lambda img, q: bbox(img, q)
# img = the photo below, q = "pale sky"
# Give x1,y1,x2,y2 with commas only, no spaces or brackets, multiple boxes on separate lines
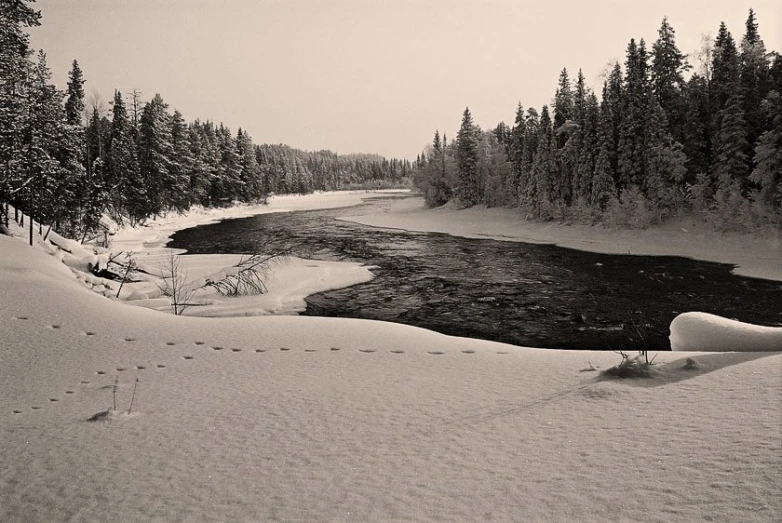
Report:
29,0,782,159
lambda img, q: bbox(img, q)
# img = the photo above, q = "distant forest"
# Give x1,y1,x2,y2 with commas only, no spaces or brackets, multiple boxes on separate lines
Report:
413,10,782,231
0,0,411,238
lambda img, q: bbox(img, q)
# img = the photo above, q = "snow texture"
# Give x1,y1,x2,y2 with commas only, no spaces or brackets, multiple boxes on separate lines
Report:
1,191,780,522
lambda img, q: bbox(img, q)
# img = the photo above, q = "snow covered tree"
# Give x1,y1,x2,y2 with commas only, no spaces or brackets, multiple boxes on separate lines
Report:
456,107,480,205
650,17,688,142
617,38,650,190
138,93,174,217
64,60,85,126
713,92,750,193
749,91,782,209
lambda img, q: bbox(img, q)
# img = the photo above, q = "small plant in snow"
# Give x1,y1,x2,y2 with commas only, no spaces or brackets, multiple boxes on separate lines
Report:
600,351,657,379
157,249,196,315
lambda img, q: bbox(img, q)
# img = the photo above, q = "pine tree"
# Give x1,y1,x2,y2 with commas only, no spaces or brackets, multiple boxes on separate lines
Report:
531,106,556,217
169,109,194,211
64,60,85,126
617,38,650,190
749,91,782,210
456,107,480,205
713,92,750,192
711,22,740,114
644,94,687,211
553,68,573,147
681,73,713,178
650,17,688,142
236,128,262,202
508,103,526,202
739,8,770,153
138,93,175,216
108,89,139,218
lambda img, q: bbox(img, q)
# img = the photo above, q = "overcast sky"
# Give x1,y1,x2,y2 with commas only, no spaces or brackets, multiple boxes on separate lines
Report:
29,0,781,159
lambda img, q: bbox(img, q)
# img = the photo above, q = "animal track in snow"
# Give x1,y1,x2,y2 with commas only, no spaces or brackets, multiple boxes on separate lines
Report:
65,391,74,394
428,351,445,355
211,346,223,351
136,365,146,370
48,324,61,329
305,349,317,352
359,349,376,353
116,367,126,372
330,347,340,351
165,342,176,346
183,355,194,360
280,348,290,352
13,410,21,414
96,371,106,375
83,331,96,336
156,364,166,369
124,337,136,342
13,316,28,320
80,380,90,384
31,406,41,410
390,350,405,354
49,398,58,402
255,349,266,353
194,341,205,346
231,348,241,352
462,350,475,354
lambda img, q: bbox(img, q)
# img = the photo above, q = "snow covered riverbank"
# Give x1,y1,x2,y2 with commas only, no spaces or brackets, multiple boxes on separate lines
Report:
343,196,782,281
1,191,780,522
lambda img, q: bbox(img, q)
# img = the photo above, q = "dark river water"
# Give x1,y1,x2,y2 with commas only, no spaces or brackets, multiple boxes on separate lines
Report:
168,195,782,350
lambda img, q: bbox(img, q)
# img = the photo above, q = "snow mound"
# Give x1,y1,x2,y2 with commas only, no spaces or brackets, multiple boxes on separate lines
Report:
670,312,782,352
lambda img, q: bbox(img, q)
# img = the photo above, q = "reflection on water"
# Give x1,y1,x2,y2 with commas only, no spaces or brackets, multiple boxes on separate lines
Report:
169,197,782,350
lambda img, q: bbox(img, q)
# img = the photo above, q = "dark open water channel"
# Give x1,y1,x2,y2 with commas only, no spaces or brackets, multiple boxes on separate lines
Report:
169,195,782,350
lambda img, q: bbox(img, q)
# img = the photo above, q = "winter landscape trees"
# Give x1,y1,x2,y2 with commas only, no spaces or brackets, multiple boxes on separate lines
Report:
413,10,782,230
0,0,410,242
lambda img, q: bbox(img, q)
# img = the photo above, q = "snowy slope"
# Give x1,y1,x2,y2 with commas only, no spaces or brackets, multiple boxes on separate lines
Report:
1,192,781,522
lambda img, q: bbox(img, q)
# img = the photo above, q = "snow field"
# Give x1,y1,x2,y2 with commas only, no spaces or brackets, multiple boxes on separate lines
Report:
1,191,780,522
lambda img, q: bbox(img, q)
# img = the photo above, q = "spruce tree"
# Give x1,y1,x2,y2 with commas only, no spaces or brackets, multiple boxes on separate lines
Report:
456,107,480,205
739,8,770,152
713,92,750,192
749,91,782,210
711,22,740,114
617,38,650,190
651,17,688,142
553,68,573,147
64,60,85,126
138,93,175,216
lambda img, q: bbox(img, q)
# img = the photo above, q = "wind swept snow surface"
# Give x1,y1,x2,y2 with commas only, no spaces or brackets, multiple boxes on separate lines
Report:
671,312,782,351
1,192,781,522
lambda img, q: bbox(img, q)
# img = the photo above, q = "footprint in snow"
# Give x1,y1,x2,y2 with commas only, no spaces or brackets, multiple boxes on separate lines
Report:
462,350,475,354
48,324,61,329
390,350,404,354
330,347,340,352
136,365,146,370
255,349,266,353
304,349,316,352
124,337,136,342
194,341,205,346
231,348,241,352
31,406,41,410
49,398,58,402
165,342,175,346
156,364,166,369
428,351,445,355
280,348,290,352
96,371,106,375
211,346,223,351
65,391,74,395
13,316,28,320
80,380,90,384
116,367,126,372
183,355,194,360
359,349,376,353
13,410,21,414
83,331,96,336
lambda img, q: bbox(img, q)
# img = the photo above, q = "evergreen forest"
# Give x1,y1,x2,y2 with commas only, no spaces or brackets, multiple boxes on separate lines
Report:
0,0,411,240
413,10,782,231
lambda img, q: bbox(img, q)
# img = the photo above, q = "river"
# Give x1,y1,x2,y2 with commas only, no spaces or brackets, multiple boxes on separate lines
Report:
168,194,782,350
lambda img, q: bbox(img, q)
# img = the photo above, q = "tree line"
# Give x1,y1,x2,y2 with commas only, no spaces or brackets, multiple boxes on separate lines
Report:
413,10,782,230
0,0,410,241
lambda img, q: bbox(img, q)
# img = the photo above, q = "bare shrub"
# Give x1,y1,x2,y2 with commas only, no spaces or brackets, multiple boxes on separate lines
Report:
205,230,297,297
157,249,196,315
600,351,657,379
